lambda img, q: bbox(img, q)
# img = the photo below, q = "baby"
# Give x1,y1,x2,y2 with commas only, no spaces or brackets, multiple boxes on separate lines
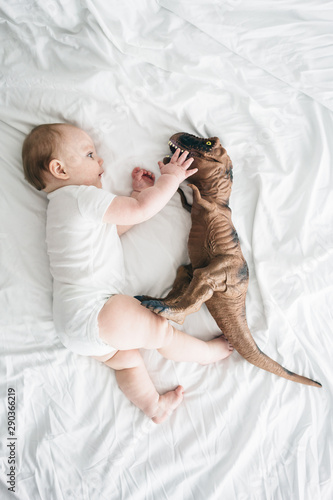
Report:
22,123,233,423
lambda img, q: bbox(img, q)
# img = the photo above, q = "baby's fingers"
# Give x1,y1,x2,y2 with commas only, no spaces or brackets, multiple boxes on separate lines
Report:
184,167,198,179
178,150,190,164
171,148,181,162
182,157,195,170
132,166,142,178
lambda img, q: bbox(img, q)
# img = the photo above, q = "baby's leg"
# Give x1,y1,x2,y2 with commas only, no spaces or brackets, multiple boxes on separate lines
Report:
101,349,184,424
98,295,233,365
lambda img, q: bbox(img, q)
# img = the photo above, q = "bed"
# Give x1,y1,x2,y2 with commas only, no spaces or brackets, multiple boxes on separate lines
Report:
1,1,332,499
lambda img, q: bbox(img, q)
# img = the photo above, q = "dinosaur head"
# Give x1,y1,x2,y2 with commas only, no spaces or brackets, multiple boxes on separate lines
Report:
164,132,232,192
167,132,224,161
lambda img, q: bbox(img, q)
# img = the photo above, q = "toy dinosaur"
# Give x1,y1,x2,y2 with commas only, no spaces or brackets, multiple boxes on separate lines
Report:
137,132,321,388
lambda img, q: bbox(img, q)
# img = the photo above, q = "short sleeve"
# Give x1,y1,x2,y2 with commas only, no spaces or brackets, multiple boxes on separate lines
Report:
76,186,116,223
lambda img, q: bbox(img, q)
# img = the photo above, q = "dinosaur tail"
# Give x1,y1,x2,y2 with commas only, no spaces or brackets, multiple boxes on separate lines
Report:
217,313,322,388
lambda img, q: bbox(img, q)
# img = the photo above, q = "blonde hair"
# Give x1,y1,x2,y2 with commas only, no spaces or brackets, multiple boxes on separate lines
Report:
22,123,66,191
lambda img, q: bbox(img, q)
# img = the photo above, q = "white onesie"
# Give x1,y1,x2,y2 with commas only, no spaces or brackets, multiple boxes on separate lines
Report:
46,185,125,356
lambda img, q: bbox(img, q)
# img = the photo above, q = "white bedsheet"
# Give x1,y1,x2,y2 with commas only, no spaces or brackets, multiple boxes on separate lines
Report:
1,1,332,499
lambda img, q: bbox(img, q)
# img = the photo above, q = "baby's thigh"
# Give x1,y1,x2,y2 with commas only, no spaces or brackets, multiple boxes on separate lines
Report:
98,294,172,350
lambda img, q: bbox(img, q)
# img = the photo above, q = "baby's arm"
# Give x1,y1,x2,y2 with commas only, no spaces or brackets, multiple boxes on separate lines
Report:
103,149,196,226
117,168,155,235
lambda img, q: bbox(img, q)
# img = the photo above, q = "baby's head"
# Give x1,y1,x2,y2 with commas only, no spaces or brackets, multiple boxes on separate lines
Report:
22,123,104,193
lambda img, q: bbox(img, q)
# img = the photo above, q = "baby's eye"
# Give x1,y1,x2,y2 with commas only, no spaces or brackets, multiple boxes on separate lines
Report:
87,152,94,158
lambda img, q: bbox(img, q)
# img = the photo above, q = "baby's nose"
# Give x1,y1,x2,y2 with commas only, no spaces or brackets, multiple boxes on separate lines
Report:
98,156,104,166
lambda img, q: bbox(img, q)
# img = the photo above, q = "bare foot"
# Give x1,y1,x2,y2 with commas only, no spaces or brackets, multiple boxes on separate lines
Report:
151,386,184,424
200,337,234,365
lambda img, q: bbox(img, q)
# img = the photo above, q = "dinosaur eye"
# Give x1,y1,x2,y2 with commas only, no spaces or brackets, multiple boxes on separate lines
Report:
206,141,212,145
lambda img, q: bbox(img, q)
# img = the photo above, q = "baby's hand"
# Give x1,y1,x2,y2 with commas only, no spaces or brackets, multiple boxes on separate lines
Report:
158,149,197,183
132,167,155,192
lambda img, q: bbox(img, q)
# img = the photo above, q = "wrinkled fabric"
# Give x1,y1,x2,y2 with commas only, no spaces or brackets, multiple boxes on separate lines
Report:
0,1,332,499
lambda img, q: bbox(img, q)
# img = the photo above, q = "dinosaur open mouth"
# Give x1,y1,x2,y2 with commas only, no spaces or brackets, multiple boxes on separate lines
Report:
168,133,215,158
168,139,186,154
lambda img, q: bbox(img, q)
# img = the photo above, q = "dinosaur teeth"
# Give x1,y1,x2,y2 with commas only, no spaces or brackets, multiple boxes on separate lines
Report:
168,140,190,155
169,141,178,149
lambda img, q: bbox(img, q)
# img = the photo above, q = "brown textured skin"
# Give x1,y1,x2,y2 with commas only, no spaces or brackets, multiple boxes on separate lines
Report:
138,132,321,388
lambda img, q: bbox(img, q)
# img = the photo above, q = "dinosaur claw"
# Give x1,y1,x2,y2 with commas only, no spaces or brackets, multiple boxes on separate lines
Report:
135,296,186,322
139,299,186,324
134,295,145,302
140,299,169,314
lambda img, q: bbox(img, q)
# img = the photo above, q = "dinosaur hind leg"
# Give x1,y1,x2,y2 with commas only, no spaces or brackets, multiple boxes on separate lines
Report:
135,264,193,305
141,258,227,324
163,264,193,303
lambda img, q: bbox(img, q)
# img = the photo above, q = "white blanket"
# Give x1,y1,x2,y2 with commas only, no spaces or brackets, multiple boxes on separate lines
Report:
1,1,332,499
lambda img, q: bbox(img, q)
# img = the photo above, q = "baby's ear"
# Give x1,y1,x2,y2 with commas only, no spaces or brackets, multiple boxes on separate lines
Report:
48,159,69,180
